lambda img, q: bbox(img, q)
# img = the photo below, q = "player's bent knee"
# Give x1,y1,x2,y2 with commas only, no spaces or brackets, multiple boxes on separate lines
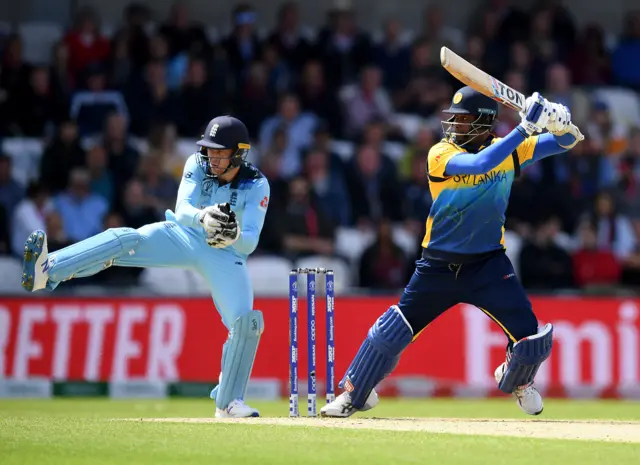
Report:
368,305,414,354
499,323,553,393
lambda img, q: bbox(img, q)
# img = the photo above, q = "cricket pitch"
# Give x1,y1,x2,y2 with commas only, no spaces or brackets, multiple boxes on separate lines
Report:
132,417,640,443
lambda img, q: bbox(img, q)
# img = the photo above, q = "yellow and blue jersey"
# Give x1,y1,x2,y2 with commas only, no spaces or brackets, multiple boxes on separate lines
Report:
422,135,539,261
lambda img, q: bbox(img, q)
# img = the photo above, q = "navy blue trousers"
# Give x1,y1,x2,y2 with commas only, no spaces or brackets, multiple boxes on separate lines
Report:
398,251,538,345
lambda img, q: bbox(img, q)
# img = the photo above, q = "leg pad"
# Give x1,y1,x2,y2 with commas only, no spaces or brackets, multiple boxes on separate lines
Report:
339,306,413,408
216,310,264,409
499,323,553,393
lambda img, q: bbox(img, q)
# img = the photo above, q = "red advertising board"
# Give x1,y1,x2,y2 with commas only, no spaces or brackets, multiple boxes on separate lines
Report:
1,297,639,398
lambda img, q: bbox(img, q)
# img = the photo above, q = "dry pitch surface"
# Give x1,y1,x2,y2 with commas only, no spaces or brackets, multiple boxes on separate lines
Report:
136,416,640,443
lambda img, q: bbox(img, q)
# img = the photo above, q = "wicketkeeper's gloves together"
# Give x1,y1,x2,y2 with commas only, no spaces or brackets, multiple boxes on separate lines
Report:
199,203,241,248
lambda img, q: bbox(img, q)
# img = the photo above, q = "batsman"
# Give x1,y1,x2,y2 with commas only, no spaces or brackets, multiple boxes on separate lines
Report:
322,86,584,417
21,116,269,418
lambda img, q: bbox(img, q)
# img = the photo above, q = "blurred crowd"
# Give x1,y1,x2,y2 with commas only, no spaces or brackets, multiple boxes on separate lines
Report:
1,0,640,292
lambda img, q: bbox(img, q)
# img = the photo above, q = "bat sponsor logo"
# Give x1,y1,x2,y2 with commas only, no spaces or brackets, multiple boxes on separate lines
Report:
490,78,524,109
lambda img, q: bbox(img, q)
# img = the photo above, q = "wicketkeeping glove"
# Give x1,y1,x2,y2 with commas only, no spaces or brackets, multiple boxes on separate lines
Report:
204,204,241,248
200,203,233,234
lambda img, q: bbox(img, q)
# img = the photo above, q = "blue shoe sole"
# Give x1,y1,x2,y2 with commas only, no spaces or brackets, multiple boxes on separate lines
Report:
21,230,46,292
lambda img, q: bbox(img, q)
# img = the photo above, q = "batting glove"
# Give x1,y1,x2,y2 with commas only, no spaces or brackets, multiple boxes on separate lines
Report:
517,92,552,136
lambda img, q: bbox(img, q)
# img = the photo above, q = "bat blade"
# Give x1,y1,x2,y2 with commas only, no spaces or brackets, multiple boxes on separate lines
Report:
440,46,525,112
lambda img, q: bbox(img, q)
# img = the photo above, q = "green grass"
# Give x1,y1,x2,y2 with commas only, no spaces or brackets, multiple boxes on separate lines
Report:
1,399,639,465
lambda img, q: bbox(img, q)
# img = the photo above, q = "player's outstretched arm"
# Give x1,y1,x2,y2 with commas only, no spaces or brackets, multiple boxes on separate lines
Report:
445,127,527,175
233,178,270,255
175,155,206,228
445,94,550,176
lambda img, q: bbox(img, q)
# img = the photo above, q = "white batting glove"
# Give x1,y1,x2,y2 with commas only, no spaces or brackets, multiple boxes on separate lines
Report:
518,92,551,136
546,103,572,135
199,203,233,234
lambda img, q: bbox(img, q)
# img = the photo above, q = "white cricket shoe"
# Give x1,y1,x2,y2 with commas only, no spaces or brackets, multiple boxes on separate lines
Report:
320,389,379,418
215,399,260,418
494,362,543,415
21,230,49,292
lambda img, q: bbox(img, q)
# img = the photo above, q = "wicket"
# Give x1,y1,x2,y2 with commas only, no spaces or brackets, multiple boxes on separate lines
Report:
289,267,335,417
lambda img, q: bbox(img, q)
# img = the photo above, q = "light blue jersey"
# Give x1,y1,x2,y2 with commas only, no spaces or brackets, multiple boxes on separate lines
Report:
169,154,270,260
22,117,270,414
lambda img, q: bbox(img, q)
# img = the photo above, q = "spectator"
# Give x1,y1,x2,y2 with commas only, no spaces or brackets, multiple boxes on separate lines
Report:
85,144,115,207
465,35,486,69
340,65,394,139
541,0,577,51
10,182,52,257
235,61,277,138
403,154,432,237
611,10,640,90
267,1,315,72
345,144,403,229
102,112,140,196
256,129,290,210
108,32,135,91
278,176,336,259
147,34,189,91
8,66,68,137
120,179,161,229
63,7,111,79
358,218,408,289
572,221,621,289
315,5,373,90
296,60,342,135
49,41,74,99
39,120,86,193
262,43,293,95
158,1,209,58
137,155,179,216
303,148,351,227
583,190,636,262
399,126,435,179
115,3,151,67
45,210,73,253
616,127,640,218
126,59,184,136
507,41,546,93
146,123,186,181
373,18,412,93
53,168,109,242
0,34,31,99
70,63,129,136
181,58,221,137
257,125,291,181
394,39,447,116
519,216,574,290
566,137,617,213
528,8,559,64
0,155,25,222
420,5,465,57
569,24,612,86
222,3,263,86
544,62,590,130
586,100,629,157
259,93,317,177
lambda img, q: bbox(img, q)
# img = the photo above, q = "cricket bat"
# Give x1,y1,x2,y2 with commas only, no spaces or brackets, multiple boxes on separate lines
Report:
440,46,584,140
440,46,525,112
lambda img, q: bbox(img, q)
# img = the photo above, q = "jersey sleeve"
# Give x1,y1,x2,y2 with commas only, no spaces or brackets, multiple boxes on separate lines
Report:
515,135,540,165
174,154,205,228
428,142,460,178
233,177,270,255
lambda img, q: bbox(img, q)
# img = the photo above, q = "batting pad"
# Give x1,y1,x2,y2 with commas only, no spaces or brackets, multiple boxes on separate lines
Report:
216,310,264,409
48,228,140,283
339,306,413,409
499,323,553,393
